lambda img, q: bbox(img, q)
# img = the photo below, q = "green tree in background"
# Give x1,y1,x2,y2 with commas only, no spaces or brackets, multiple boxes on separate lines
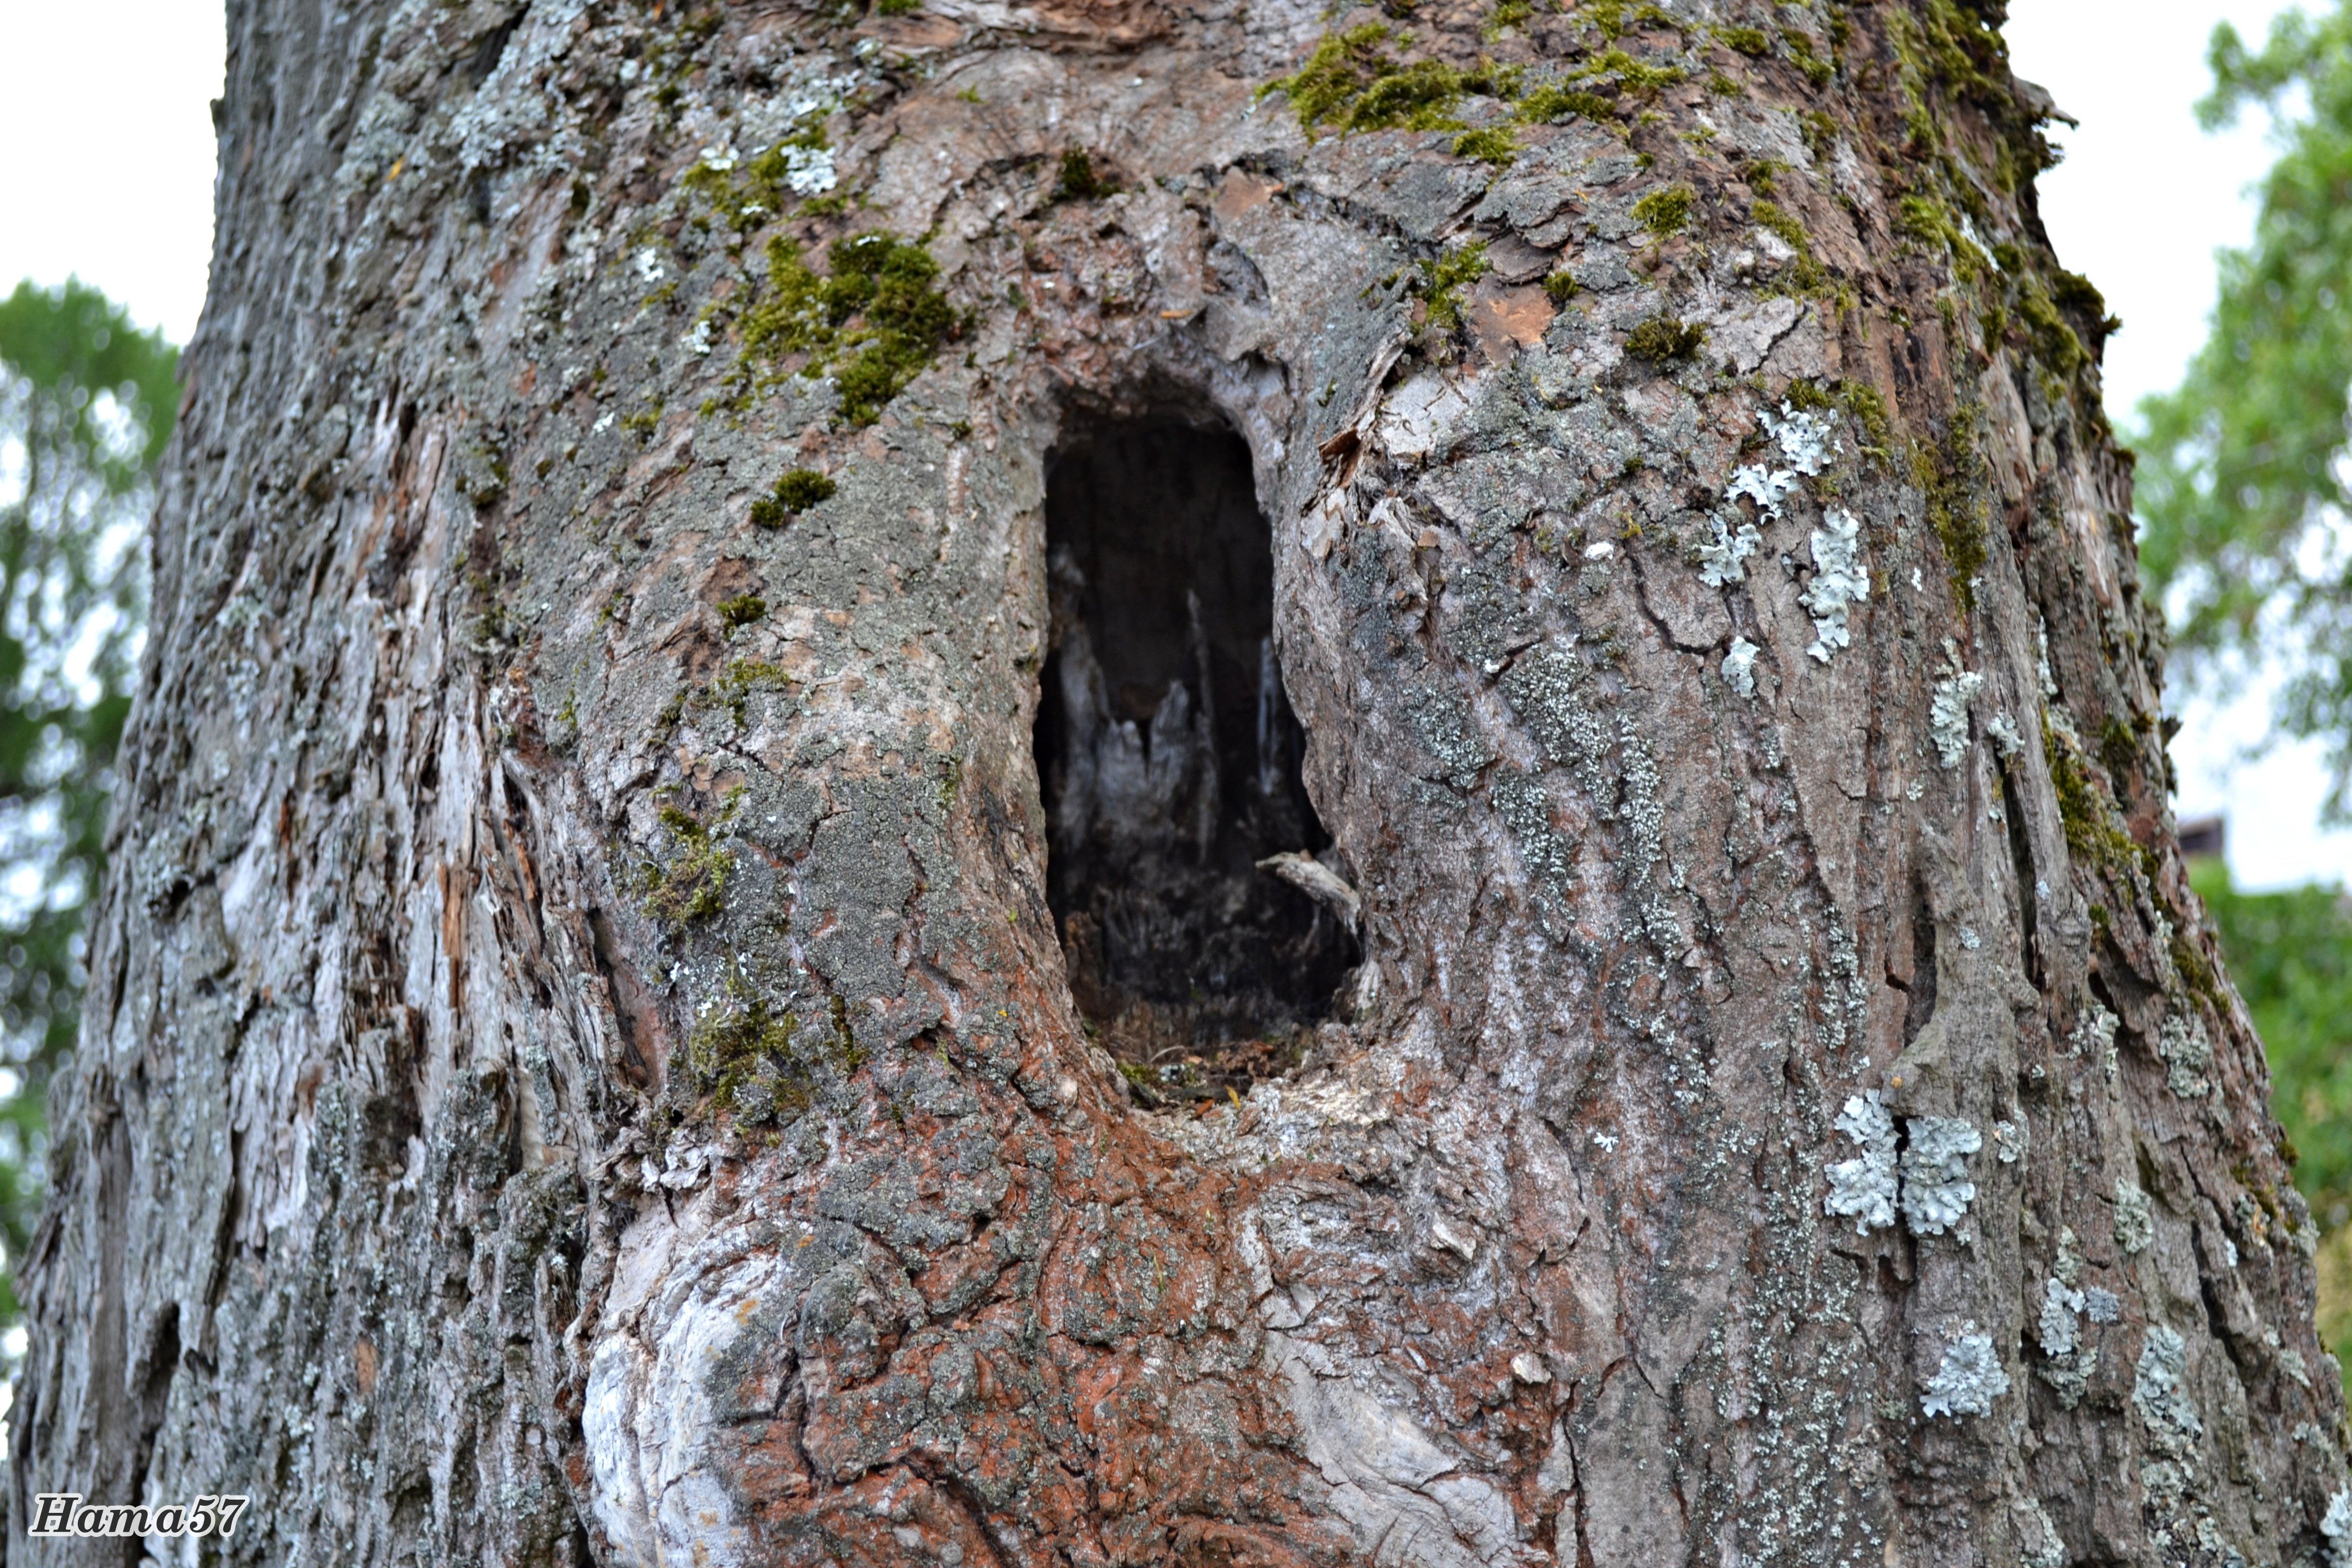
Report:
2190,861,2352,1363
2136,4,2352,805
2134,3,2352,1374
0,280,173,1324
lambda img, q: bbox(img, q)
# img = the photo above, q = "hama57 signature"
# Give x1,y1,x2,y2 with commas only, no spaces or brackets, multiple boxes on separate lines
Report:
28,1494,250,1539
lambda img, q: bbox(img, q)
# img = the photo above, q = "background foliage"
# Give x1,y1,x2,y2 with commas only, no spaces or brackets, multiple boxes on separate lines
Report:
0,279,172,1325
2132,1,2352,1373
2191,861,2352,1363
2136,5,2352,811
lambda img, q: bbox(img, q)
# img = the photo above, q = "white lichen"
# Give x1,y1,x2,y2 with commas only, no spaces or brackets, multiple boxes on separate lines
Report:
1723,638,1760,698
780,143,838,195
633,246,666,284
2321,1488,2352,1568
1697,514,1762,585
1921,1324,2011,1418
1988,712,2024,758
2037,619,2059,696
2020,1497,2067,1568
1901,1116,1982,1235
1726,463,1799,519
683,317,715,357
2115,1179,2154,1256
1930,647,1984,768
1824,1090,1898,1235
2039,1278,2087,1356
1801,507,1870,663
2082,1286,2121,1323
1994,1118,2026,1164
1760,400,1841,475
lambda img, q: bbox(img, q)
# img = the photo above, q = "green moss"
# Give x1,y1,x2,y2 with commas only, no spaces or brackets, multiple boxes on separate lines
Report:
681,130,832,236
1052,148,1119,202
1797,109,1839,164
2051,267,2120,333
641,796,740,927
733,233,957,426
1544,269,1579,303
1631,183,1695,236
1483,0,1533,39
1418,241,1490,330
1784,29,1833,88
750,467,836,528
1261,23,1394,129
1518,84,1618,124
1583,0,1678,39
1751,198,1809,254
1574,48,1685,95
717,593,768,632
1262,23,1520,137
684,989,813,1124
1915,411,1988,606
1626,311,1706,362
2044,717,2140,870
1705,70,1743,96
2098,716,2142,785
620,399,665,441
1713,24,1769,55
2016,274,2089,374
1840,381,1893,459
876,0,921,12
708,657,794,726
1452,125,1518,165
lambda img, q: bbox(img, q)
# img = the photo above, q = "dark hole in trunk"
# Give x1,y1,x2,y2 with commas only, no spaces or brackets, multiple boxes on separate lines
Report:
1036,416,1358,1105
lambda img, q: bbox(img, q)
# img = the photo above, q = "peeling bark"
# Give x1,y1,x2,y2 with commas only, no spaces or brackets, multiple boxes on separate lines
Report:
13,1,2349,1566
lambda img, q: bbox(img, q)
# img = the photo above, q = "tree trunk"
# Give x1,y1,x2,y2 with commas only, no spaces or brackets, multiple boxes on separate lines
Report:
13,1,2347,1564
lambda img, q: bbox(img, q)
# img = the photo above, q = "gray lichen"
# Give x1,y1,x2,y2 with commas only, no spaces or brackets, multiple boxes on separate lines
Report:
1993,1118,2026,1164
1824,1090,1898,1234
1921,1325,2010,1418
1987,711,2024,758
1726,462,1799,519
2158,1012,2214,1099
2116,1179,2154,1256
1723,636,1760,699
1697,514,1762,585
2039,1278,2086,1357
2083,1286,2121,1323
1760,400,1840,475
1801,507,1869,663
1929,650,1984,769
2321,1489,2352,1568
2133,1326,2203,1449
1900,1116,1981,1236
2020,1497,2067,1568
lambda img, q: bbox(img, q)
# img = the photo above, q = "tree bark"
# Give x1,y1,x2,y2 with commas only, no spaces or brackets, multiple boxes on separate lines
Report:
13,1,2347,1565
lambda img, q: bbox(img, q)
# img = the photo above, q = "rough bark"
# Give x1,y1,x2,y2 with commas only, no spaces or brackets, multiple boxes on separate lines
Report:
13,1,2348,1566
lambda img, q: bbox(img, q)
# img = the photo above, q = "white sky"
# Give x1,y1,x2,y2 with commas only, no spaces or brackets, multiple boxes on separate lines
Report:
0,2,223,343
2007,0,2339,889
0,0,2340,887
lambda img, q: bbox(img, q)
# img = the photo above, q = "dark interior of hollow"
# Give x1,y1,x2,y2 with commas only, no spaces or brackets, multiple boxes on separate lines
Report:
1036,418,1357,1103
